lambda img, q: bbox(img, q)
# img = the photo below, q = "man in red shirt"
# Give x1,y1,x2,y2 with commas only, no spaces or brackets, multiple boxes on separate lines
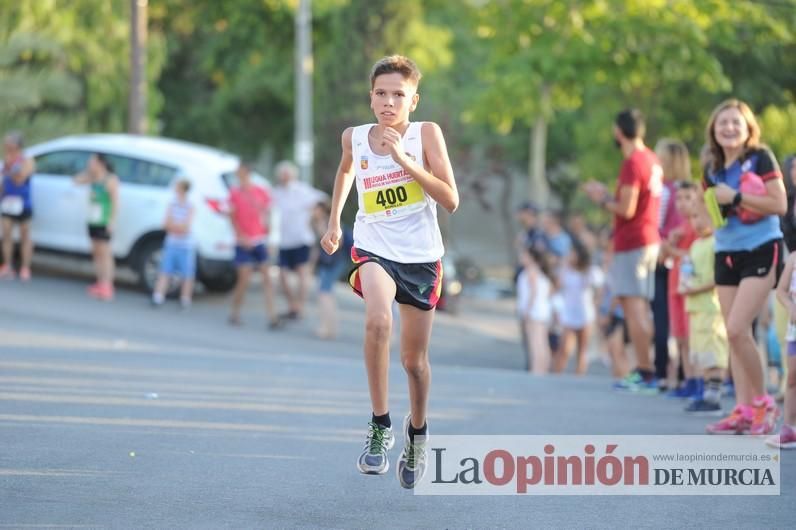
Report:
584,109,662,391
227,162,281,329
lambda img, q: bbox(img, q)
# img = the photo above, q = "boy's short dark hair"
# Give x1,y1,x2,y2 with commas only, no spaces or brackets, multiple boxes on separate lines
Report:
176,178,191,192
615,109,645,140
370,55,422,88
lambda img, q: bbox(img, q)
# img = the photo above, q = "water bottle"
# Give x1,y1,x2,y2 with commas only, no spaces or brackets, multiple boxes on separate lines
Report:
679,257,694,293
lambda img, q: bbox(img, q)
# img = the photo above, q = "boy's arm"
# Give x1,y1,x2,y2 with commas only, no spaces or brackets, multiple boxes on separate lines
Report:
321,128,356,255
683,282,716,296
383,122,459,213
183,204,195,234
162,207,173,232
682,245,715,296
228,204,246,246
172,204,194,235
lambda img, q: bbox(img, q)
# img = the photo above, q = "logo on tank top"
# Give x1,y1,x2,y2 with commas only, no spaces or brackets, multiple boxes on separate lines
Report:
360,156,368,170
406,152,416,161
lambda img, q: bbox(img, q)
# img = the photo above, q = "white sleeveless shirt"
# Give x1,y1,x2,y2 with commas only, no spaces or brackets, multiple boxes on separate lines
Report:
351,122,444,263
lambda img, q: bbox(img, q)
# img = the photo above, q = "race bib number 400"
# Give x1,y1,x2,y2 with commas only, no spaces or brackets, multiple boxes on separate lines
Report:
363,180,426,222
0,196,24,216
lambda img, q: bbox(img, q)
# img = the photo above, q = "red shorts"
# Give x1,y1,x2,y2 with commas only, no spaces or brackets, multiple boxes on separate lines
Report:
668,291,688,339
669,270,688,339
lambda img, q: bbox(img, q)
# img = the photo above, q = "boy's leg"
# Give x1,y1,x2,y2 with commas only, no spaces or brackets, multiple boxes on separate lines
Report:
398,303,434,429
259,262,279,326
180,278,194,306
356,262,397,475
359,262,397,416
229,264,252,324
397,302,434,489
152,273,169,304
278,249,300,317
179,247,195,305
294,262,310,316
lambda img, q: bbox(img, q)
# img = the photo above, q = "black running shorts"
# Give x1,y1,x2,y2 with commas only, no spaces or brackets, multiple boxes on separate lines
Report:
348,247,443,311
714,238,784,287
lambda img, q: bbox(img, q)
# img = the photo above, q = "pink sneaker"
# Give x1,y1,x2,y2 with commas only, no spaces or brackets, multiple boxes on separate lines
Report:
19,267,31,281
749,395,780,435
706,405,752,435
765,424,796,449
0,264,15,279
93,282,114,301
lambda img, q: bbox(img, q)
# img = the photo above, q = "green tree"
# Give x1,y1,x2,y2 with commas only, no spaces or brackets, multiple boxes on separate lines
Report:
152,0,295,160
0,32,83,141
442,0,793,212
0,0,165,139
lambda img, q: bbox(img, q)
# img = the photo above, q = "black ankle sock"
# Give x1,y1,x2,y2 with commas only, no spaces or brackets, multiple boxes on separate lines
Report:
372,412,391,429
409,421,427,442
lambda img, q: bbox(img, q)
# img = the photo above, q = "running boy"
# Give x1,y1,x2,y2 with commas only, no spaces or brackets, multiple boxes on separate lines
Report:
321,56,459,488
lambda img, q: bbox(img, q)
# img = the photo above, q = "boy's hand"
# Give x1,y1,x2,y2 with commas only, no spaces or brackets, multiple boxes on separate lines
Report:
382,127,408,165
321,225,342,255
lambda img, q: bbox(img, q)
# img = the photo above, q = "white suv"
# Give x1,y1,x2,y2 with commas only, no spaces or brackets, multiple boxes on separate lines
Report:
24,134,263,292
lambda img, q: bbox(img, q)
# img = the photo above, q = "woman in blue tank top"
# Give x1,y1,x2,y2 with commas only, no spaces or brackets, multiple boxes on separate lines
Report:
0,131,36,280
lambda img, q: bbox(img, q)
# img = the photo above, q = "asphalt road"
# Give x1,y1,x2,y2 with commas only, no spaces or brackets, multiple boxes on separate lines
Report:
0,264,793,529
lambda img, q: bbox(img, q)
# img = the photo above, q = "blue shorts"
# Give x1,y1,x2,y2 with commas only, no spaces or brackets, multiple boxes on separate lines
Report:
279,245,311,270
160,243,196,279
317,260,346,293
235,244,268,266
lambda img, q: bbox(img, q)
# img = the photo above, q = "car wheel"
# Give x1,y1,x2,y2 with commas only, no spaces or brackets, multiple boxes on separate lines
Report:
200,271,237,293
131,237,165,292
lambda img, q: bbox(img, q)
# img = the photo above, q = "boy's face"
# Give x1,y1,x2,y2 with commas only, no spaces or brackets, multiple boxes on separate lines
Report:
370,73,419,126
689,206,711,235
674,188,694,215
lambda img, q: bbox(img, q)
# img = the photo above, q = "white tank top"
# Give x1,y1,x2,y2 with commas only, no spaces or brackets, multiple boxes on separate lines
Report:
351,122,444,263
164,199,194,248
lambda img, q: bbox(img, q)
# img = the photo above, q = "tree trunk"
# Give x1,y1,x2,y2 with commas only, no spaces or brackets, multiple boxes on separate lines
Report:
528,85,550,204
128,0,147,134
294,0,314,184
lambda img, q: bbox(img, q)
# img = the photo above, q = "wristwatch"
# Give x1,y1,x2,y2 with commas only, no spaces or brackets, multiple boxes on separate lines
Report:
732,191,743,207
